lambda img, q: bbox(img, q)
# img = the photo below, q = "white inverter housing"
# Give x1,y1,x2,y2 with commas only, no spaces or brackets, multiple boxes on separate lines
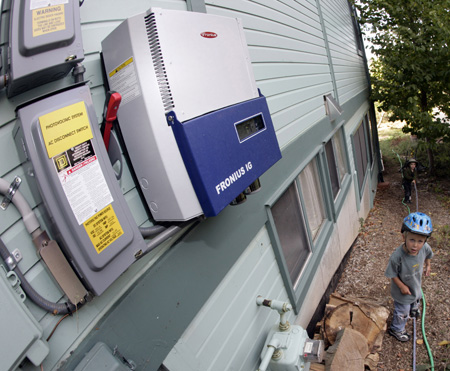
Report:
102,8,280,221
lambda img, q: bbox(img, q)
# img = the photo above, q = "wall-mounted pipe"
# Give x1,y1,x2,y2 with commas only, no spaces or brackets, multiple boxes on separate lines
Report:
256,296,292,331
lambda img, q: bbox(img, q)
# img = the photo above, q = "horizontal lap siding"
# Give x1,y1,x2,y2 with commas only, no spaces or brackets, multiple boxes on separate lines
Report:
164,226,292,371
319,0,367,104
162,1,339,370
207,0,333,148
0,1,187,370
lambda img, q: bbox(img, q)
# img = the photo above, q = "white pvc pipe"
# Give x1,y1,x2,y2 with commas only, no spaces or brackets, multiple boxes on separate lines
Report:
0,178,40,235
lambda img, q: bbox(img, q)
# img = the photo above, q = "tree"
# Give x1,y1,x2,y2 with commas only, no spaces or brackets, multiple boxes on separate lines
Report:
355,0,450,174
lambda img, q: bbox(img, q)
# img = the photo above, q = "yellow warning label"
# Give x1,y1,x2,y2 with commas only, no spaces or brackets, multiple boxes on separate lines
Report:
109,57,134,78
39,101,93,158
32,4,66,37
83,205,124,254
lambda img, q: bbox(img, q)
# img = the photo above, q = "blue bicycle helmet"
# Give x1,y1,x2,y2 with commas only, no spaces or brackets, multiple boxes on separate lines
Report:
401,212,433,236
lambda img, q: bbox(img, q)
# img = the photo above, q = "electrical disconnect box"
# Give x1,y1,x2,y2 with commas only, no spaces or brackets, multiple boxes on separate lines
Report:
102,8,281,221
7,0,84,97
14,84,147,296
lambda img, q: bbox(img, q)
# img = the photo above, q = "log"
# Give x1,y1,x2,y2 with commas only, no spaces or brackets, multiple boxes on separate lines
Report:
324,328,368,371
323,299,389,352
364,353,379,370
310,363,326,371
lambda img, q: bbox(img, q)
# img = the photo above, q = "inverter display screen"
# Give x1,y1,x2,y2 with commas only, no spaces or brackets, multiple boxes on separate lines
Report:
235,114,266,142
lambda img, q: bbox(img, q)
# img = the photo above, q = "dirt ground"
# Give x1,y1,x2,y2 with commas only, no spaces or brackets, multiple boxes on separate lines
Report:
334,152,450,370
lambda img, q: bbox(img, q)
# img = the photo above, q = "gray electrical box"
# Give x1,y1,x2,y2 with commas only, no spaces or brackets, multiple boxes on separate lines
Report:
74,342,130,371
0,268,49,370
7,0,84,97
14,84,147,296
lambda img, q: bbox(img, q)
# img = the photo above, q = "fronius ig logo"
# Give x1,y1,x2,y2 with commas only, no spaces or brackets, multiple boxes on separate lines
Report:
201,32,217,39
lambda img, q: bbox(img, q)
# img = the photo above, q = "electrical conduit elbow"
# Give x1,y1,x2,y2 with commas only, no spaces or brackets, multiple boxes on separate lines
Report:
0,178,40,235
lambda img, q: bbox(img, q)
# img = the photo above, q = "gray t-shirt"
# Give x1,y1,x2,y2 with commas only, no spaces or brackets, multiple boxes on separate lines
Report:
385,242,433,304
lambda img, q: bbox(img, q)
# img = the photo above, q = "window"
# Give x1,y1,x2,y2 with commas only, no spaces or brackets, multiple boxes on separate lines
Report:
354,120,369,191
298,159,326,240
364,114,373,164
325,130,349,199
270,157,327,289
271,183,310,288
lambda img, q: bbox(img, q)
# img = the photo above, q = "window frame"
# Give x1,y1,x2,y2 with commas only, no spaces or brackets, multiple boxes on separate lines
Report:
352,114,372,199
266,150,333,311
322,125,352,220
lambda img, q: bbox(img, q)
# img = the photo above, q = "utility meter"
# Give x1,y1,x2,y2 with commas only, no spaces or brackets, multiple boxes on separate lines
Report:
260,324,324,371
7,0,84,97
102,8,281,221
14,84,147,296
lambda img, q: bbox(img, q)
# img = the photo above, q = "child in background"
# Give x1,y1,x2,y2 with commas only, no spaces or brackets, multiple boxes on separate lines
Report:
385,212,433,342
402,158,418,203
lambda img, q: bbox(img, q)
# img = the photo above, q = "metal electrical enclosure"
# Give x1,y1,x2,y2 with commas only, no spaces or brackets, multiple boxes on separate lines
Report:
14,84,147,296
102,8,281,221
7,0,84,97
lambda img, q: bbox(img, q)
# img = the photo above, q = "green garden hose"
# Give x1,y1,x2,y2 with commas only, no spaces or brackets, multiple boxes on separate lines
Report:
421,288,435,370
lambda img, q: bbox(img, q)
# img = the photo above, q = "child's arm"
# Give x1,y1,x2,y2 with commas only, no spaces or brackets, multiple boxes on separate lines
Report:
392,277,411,295
424,258,431,276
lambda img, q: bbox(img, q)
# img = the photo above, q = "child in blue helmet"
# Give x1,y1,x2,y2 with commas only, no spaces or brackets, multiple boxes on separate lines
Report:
385,212,433,342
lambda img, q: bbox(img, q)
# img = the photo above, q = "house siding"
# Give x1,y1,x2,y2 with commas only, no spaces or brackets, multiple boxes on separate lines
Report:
0,0,378,370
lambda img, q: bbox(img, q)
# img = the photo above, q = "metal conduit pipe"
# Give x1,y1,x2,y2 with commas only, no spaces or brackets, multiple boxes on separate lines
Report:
0,178,40,236
137,220,197,258
139,224,167,238
0,236,76,314
0,177,77,314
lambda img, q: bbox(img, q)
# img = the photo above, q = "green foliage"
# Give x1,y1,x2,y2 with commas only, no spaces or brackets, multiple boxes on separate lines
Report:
354,0,450,173
378,126,450,177
433,224,450,249
378,128,418,168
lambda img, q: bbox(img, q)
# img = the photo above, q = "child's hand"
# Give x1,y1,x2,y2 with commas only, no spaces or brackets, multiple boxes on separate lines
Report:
400,285,412,295
424,265,431,277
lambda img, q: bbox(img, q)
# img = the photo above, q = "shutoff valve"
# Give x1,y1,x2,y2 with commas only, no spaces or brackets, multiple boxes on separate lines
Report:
256,296,324,371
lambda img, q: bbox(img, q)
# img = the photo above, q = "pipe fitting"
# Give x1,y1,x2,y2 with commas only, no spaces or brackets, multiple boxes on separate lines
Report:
256,296,292,331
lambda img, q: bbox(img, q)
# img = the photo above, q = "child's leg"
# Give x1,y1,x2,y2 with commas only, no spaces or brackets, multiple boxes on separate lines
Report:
391,301,410,332
404,181,412,201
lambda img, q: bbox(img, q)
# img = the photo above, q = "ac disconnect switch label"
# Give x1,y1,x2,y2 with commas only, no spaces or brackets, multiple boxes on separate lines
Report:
39,102,114,226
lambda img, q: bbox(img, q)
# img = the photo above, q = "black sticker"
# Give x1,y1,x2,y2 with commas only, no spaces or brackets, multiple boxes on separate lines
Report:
67,140,95,167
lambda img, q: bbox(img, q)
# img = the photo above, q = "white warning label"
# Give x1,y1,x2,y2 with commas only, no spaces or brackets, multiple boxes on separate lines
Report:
108,57,141,105
54,140,113,225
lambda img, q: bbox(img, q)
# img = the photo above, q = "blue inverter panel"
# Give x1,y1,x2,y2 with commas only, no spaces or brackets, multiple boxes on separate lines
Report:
168,94,281,217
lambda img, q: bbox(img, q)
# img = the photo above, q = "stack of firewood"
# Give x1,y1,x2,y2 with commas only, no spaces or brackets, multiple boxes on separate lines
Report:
310,293,389,371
